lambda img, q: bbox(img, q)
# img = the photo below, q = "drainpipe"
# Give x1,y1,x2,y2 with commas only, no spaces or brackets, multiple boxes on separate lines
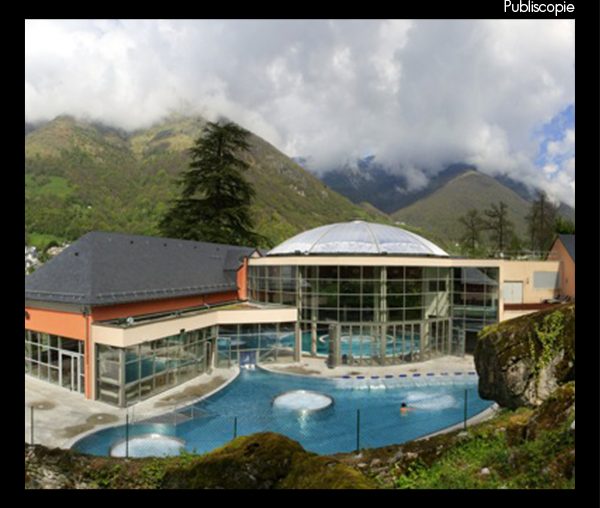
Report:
83,306,93,400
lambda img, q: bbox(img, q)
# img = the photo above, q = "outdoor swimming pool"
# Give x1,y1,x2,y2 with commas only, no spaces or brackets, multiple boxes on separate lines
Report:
73,368,492,457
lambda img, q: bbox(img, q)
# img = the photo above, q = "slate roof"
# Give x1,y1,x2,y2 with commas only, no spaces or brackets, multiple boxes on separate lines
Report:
558,234,575,262
25,232,255,306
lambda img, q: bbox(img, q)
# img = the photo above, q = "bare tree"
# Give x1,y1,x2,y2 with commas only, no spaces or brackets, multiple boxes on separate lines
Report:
484,201,514,255
526,190,558,252
458,209,486,253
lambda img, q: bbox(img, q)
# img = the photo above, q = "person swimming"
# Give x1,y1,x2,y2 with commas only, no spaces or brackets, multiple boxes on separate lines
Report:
400,402,413,414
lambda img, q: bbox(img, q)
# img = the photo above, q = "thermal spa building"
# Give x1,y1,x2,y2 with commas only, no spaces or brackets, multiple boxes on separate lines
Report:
25,222,569,407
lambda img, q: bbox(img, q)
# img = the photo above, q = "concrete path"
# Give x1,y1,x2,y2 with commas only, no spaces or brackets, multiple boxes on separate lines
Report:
261,354,477,378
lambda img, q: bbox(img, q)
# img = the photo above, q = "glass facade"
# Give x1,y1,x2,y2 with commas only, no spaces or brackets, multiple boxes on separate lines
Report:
216,322,296,368
248,264,480,364
451,267,499,353
25,331,85,393
248,264,499,363
96,322,296,407
96,327,216,407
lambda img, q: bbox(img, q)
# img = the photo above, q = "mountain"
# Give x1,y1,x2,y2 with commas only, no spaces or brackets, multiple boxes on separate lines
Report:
317,158,574,224
25,115,396,249
392,170,533,244
319,159,474,214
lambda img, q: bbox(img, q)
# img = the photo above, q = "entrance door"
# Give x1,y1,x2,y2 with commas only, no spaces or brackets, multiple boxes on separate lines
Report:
59,351,82,393
503,282,524,304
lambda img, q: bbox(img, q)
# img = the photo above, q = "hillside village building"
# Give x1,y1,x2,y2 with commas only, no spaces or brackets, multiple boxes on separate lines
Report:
25,222,572,407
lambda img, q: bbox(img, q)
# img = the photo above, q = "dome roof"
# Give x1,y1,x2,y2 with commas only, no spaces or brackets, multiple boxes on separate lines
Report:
267,221,448,257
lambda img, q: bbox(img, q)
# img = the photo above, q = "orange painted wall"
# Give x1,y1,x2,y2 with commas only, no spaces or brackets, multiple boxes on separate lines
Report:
548,239,575,298
90,291,239,321
25,307,87,340
237,258,248,301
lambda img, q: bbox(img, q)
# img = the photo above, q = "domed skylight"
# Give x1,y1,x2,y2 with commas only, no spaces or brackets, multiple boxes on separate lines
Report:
267,221,448,257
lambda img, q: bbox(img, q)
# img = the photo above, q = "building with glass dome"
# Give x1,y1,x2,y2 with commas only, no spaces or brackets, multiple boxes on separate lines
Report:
25,222,566,406
247,221,568,365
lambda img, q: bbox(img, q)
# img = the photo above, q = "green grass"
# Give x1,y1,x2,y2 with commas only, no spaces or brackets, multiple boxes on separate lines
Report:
27,232,67,252
391,421,574,489
25,174,74,199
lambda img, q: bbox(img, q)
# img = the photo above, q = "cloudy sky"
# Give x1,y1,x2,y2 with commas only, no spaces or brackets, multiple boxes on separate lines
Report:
25,19,575,206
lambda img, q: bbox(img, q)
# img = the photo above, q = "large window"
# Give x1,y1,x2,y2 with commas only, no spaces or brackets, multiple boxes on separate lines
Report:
452,267,499,354
97,327,215,407
25,331,84,393
96,321,296,407
215,322,296,368
249,264,454,363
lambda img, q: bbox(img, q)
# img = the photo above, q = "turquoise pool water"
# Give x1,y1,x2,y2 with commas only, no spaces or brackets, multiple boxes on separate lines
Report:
73,368,491,457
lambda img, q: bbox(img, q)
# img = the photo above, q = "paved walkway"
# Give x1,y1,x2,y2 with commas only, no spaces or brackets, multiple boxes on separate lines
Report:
261,354,477,378
25,366,239,449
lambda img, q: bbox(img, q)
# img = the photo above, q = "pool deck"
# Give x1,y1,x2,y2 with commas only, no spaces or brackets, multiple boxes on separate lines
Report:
25,366,240,449
25,354,484,451
261,354,478,379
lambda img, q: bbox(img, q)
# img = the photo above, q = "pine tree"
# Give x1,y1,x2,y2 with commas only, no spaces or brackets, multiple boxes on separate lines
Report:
159,120,264,246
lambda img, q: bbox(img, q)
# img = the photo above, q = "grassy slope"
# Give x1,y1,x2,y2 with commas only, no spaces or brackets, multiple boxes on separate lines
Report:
25,115,400,248
392,170,531,244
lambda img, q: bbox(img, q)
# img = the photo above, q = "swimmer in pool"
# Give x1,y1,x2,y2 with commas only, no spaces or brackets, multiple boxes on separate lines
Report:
400,402,413,414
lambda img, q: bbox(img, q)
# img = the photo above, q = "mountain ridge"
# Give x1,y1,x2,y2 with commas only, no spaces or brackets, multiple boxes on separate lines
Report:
25,115,403,250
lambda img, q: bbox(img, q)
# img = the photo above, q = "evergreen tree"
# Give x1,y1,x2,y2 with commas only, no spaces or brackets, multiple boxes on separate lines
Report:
458,209,486,254
483,201,514,256
159,120,263,246
526,190,559,252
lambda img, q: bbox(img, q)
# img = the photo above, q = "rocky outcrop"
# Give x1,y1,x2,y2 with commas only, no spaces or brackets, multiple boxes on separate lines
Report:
474,304,574,409
25,432,374,489
161,432,374,489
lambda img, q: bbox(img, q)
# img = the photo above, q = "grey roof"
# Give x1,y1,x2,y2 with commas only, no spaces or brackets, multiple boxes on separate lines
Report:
558,234,575,262
267,221,448,257
25,232,254,306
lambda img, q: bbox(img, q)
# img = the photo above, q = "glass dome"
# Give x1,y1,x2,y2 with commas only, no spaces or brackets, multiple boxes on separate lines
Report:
267,221,448,257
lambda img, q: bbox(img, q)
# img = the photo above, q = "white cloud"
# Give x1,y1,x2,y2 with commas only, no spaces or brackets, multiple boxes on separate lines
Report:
25,19,574,204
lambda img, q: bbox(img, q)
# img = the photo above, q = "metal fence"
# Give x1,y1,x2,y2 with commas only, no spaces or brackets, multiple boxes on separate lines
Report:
47,384,477,459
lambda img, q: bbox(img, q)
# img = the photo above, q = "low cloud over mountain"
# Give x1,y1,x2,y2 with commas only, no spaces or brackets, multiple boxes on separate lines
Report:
25,20,574,206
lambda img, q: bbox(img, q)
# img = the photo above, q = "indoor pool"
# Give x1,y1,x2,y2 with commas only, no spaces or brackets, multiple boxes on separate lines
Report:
301,332,420,358
73,368,492,457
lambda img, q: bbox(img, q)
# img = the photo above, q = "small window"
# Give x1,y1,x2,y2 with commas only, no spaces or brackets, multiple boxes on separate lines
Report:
533,271,559,289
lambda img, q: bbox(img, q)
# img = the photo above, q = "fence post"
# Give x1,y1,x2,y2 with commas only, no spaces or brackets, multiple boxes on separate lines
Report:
30,405,34,445
125,413,129,459
463,389,468,430
356,409,361,454
233,417,238,439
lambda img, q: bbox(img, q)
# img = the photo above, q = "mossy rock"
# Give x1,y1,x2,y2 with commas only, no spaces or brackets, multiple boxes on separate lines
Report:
160,432,375,489
505,411,531,446
474,304,575,409
526,382,575,440
280,454,374,489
